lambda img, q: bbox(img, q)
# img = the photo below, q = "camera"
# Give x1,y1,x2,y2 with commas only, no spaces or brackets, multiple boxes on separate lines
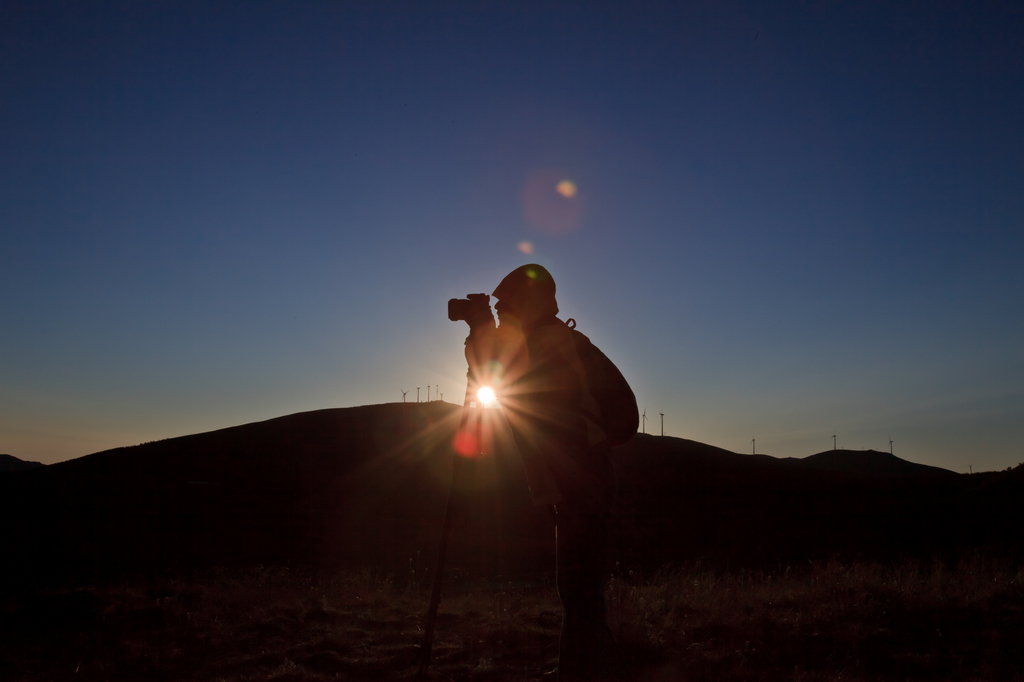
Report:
448,293,493,327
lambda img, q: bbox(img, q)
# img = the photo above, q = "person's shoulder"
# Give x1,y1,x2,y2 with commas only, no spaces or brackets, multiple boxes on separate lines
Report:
529,318,577,354
530,317,570,338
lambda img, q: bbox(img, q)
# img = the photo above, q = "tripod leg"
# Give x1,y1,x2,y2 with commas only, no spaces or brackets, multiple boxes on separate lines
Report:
418,380,478,677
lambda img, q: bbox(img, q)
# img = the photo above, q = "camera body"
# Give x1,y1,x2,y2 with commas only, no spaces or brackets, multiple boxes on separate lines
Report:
448,293,492,327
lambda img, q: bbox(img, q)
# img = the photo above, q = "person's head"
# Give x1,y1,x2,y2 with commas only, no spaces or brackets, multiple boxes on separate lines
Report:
492,264,558,331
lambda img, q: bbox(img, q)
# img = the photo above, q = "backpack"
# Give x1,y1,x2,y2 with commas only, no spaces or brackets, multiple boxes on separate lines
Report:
565,319,639,445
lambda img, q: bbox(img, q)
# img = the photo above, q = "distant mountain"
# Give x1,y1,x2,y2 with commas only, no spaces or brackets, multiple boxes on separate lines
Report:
0,454,45,473
0,404,1019,589
783,449,956,477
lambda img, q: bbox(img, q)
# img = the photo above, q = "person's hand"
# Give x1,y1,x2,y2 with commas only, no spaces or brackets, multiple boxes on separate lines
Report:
465,298,495,330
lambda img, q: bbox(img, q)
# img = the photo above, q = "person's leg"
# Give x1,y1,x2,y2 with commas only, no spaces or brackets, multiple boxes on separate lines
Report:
555,503,612,681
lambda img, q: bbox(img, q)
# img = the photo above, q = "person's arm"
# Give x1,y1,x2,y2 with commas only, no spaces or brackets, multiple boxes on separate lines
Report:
464,322,527,400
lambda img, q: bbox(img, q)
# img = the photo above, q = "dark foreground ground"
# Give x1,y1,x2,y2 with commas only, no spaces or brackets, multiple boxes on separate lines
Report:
3,554,1023,681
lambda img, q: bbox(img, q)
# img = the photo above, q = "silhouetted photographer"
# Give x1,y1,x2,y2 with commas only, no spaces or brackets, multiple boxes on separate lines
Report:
453,264,638,681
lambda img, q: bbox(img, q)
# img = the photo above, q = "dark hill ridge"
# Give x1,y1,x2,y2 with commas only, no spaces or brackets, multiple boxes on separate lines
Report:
0,454,45,473
0,403,1019,588
2,402,530,585
788,449,956,477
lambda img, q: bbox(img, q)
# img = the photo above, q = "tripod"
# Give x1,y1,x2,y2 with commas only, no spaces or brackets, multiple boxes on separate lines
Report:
417,374,484,677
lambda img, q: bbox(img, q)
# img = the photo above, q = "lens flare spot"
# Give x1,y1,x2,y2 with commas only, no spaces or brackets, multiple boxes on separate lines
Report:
477,386,496,405
522,169,583,234
517,240,535,255
453,430,479,457
556,179,577,198
485,359,506,377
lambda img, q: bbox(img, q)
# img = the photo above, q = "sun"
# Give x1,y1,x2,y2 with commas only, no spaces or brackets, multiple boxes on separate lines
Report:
477,386,496,406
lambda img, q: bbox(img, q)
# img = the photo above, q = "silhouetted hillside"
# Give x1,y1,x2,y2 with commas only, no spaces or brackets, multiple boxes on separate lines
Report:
609,434,995,571
0,454,44,473
1,404,1020,589
789,449,956,477
0,402,540,587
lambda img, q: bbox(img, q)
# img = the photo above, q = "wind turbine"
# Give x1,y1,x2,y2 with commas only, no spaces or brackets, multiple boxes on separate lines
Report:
427,385,431,401
752,438,755,455
417,386,420,403
889,439,893,455
833,433,837,451
402,390,407,403
642,409,647,435
660,413,664,437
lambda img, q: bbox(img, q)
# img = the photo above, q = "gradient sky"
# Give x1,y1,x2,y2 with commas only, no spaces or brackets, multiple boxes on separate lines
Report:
2,2,1021,472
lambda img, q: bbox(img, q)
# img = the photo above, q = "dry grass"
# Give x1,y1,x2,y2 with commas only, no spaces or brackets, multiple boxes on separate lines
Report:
2,555,1023,681
607,553,1024,681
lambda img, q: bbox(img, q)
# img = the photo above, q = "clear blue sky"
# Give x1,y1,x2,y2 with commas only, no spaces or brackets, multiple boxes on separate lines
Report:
2,1,1021,471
